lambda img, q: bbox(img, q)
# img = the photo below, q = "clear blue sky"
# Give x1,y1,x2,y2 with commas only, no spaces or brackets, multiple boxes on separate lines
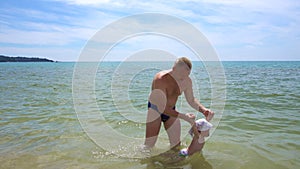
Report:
0,0,299,61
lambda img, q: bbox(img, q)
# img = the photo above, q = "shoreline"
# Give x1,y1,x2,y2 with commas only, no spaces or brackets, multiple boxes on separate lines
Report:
0,55,55,62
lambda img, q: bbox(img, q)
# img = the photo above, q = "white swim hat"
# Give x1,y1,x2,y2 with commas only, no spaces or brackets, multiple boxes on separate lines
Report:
189,118,213,137
196,118,213,131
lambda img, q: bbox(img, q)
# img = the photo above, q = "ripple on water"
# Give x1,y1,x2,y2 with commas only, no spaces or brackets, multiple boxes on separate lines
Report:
0,62,299,169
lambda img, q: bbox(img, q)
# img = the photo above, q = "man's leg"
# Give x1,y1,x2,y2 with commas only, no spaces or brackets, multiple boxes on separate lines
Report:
163,116,181,148
144,109,161,148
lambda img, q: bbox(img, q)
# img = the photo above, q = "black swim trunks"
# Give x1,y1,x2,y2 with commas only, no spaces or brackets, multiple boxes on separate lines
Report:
148,101,175,122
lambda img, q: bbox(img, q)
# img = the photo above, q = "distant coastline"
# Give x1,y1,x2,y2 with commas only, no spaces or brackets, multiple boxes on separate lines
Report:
0,55,55,62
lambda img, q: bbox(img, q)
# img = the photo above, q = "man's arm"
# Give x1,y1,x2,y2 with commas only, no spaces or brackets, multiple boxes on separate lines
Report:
184,78,214,121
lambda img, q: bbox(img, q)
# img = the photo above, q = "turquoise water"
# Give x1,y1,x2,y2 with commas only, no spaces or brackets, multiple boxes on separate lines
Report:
0,61,299,169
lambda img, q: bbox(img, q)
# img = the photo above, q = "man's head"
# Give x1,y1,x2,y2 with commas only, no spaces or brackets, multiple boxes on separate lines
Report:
172,57,192,79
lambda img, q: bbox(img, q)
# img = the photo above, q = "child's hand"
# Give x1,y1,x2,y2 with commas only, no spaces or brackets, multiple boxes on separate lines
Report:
203,109,214,121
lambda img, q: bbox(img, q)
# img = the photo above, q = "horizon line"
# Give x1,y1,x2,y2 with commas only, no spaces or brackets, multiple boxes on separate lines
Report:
54,60,300,62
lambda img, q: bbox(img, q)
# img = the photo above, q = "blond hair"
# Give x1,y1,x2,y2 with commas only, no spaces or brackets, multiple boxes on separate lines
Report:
174,57,192,70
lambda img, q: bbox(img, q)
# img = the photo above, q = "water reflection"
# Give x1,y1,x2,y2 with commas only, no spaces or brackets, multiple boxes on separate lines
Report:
140,149,212,169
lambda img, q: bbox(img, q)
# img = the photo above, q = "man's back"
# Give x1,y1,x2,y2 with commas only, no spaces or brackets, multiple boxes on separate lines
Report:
152,70,182,110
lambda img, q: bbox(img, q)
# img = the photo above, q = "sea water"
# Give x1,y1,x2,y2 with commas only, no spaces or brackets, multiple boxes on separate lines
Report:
0,61,299,169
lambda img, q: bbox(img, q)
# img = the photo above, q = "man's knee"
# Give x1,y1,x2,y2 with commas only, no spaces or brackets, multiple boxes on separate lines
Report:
144,136,158,148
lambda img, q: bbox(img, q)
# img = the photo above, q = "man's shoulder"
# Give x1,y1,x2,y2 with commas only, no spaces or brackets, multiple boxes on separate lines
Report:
186,76,192,83
155,70,169,80
153,71,170,87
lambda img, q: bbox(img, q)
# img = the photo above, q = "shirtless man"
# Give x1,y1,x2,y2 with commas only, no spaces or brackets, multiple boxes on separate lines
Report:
144,57,214,149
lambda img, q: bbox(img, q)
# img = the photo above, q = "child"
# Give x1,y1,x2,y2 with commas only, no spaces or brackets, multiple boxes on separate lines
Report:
179,118,213,156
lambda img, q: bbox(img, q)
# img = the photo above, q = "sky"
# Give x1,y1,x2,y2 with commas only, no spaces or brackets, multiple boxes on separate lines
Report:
0,0,300,61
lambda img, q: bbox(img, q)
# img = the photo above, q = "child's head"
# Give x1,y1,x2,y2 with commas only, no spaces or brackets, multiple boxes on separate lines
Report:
189,118,213,138
199,130,210,137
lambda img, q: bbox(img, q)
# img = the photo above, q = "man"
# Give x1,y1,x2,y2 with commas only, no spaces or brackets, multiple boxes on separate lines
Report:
144,57,214,149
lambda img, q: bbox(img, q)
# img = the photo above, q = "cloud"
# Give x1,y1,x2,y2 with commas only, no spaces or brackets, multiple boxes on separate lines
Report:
56,0,111,5
187,1,300,46
53,0,125,7
1,0,300,61
0,24,96,46
201,0,300,25
81,13,221,61
0,4,117,46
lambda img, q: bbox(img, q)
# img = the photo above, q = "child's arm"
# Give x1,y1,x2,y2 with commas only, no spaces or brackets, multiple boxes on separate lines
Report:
192,123,200,139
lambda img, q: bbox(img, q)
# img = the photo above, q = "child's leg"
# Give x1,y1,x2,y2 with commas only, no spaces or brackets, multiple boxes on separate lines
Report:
187,136,205,155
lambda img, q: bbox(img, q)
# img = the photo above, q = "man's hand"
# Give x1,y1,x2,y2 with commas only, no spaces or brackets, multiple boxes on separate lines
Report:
203,109,214,121
186,113,196,125
179,113,195,125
